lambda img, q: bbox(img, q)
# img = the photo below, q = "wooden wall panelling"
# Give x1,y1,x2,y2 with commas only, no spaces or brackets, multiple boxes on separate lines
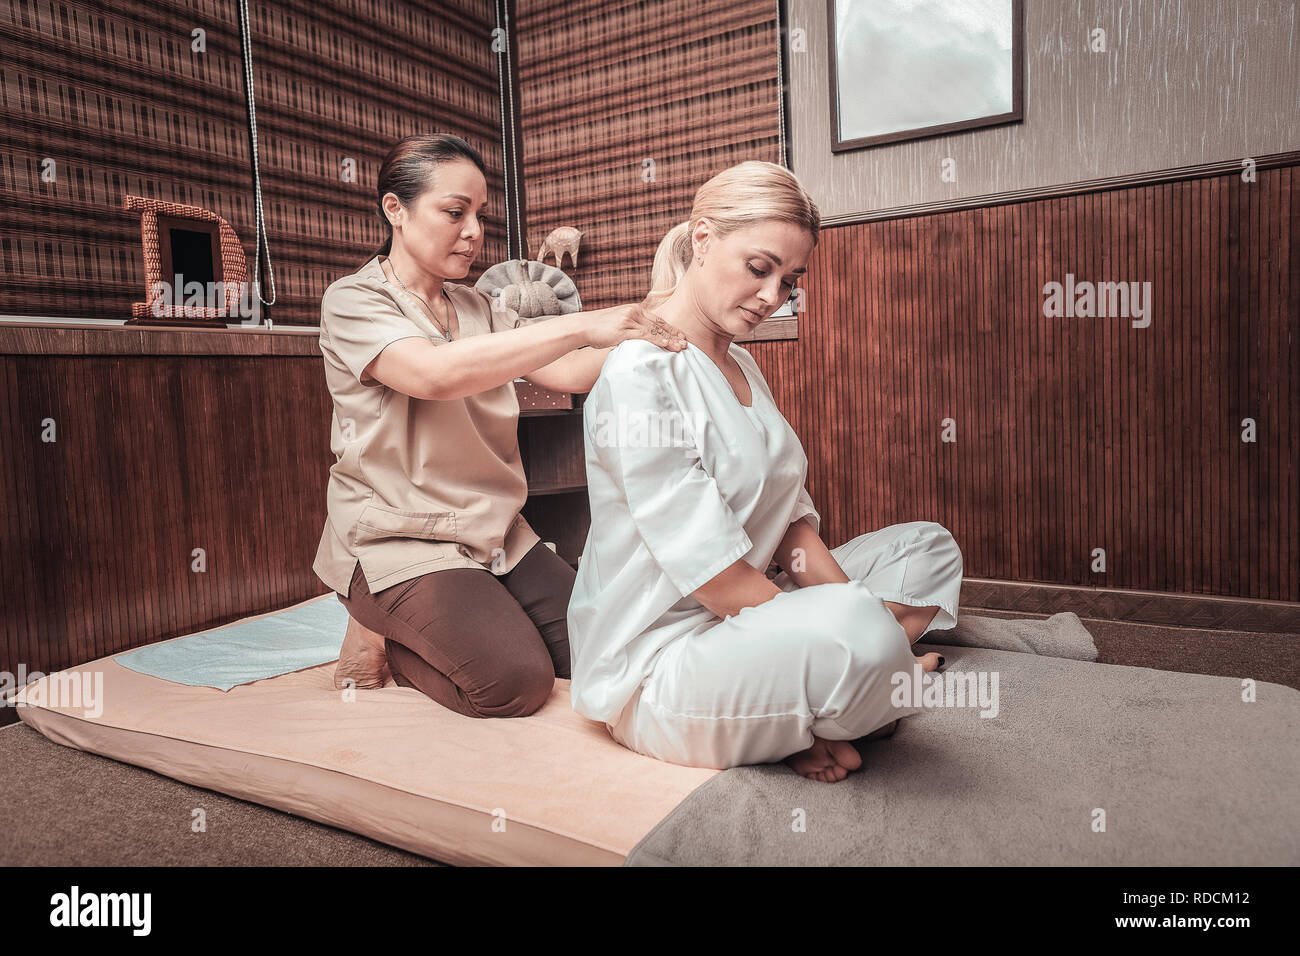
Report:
1287,164,1298,598
743,161,1298,608
0,343,334,709
521,491,590,568
518,411,586,493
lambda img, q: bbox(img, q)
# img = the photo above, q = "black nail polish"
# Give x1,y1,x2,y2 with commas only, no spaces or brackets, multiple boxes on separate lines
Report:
938,656,945,666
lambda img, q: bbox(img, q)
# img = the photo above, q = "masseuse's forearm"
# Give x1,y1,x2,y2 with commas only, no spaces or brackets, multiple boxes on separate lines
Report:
568,342,614,390
527,340,614,393
424,311,593,400
691,559,784,621
772,517,851,588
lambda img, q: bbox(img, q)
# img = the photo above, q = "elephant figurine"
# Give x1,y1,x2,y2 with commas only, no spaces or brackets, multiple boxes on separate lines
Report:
536,226,583,270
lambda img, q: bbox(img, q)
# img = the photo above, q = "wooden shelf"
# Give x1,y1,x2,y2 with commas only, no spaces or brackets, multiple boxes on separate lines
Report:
519,406,582,417
526,481,587,496
0,321,320,356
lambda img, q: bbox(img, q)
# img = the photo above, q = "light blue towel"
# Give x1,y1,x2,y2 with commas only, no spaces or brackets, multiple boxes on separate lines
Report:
115,595,350,691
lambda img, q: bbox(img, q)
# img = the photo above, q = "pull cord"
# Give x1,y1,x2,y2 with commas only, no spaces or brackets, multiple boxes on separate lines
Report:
237,0,277,326
493,0,523,261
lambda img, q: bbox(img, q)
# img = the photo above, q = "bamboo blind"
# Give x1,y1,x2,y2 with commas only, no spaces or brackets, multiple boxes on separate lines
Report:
0,0,511,325
513,0,785,309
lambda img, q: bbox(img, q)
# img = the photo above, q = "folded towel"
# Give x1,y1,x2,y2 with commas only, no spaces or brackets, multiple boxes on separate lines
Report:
115,595,349,691
917,611,1098,661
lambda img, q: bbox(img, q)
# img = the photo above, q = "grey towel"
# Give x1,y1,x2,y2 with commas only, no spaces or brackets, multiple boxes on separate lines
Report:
624,645,1300,866
917,611,1098,661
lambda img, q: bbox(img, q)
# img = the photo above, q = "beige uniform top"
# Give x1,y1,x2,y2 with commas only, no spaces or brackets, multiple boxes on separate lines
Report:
312,255,541,598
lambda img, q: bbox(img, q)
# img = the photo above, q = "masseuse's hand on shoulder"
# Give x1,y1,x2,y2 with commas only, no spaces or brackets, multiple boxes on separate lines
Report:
362,301,687,401
585,303,689,352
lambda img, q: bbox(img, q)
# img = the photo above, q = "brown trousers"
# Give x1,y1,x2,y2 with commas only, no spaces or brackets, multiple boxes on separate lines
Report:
339,540,574,718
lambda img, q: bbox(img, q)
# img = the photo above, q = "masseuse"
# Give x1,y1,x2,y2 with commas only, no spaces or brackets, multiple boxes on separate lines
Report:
313,133,686,717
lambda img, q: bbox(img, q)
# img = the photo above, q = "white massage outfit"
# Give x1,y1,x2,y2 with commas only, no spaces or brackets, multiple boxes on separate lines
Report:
567,339,963,770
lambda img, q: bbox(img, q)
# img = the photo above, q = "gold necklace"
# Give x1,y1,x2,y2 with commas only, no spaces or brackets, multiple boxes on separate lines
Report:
387,259,455,340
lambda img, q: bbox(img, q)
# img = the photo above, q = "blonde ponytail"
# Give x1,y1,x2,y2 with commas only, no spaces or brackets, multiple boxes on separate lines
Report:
640,161,820,310
641,221,694,308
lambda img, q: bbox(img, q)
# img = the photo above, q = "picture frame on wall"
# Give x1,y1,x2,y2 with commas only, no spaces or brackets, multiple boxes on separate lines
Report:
827,0,1024,152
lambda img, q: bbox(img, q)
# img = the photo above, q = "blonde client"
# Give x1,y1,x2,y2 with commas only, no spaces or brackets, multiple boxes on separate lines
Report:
567,161,964,783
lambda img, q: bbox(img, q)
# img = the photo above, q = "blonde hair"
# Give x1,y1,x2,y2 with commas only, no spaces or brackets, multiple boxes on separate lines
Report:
642,160,821,308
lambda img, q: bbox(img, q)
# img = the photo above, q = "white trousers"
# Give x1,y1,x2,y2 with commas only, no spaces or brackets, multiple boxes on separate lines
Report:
607,520,964,770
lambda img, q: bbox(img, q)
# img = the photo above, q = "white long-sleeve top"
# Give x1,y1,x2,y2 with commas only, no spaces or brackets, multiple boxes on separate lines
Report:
567,339,821,723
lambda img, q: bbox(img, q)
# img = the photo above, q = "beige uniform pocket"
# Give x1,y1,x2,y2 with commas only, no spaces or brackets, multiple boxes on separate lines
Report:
354,503,458,542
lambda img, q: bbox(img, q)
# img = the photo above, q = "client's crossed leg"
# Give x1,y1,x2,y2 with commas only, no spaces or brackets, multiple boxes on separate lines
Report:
783,600,942,784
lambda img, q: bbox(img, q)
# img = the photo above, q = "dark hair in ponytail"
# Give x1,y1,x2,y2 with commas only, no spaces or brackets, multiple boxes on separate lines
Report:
371,133,488,260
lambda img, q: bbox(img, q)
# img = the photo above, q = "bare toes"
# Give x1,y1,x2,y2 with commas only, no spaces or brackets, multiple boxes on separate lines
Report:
825,739,863,772
915,651,943,673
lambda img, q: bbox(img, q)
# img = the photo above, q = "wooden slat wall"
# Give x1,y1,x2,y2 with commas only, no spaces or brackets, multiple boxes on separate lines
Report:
0,0,509,325
0,340,330,724
514,0,784,310
0,329,599,728
745,162,1299,604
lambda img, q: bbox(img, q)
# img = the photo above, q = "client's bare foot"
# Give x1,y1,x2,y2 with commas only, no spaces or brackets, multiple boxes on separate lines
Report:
784,735,864,783
334,616,392,690
915,651,944,673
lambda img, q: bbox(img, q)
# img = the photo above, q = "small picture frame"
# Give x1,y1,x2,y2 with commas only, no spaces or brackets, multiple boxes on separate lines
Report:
123,196,259,326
